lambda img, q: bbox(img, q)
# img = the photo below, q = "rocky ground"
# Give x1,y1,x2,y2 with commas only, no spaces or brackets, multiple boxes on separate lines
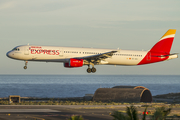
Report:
2,92,180,104
153,93,180,103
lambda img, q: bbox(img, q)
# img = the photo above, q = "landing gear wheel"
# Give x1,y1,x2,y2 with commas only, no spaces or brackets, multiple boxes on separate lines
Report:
24,61,28,70
24,66,27,69
91,67,96,73
87,68,91,73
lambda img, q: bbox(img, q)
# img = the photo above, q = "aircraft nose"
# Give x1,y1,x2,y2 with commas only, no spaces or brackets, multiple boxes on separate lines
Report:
6,51,13,58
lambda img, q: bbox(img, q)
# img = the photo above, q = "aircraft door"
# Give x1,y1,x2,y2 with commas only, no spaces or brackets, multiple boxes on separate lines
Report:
24,46,29,55
146,52,151,61
59,48,64,57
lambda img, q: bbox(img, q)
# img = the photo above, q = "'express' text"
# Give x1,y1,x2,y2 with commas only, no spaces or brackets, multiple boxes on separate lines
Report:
31,49,60,55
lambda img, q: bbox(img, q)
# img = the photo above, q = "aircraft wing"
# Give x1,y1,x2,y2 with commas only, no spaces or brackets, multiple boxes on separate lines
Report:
77,50,119,64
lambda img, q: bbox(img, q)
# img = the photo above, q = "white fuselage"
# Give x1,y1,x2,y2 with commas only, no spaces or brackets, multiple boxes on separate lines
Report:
7,45,148,66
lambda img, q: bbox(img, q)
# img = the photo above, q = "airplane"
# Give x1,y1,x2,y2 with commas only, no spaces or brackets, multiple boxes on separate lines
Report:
6,29,178,73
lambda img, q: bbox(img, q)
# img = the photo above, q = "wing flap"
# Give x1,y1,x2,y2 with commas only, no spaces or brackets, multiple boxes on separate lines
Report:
77,50,118,64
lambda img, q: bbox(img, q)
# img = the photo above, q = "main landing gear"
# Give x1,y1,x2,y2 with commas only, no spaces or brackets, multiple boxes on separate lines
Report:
24,61,28,69
87,65,96,73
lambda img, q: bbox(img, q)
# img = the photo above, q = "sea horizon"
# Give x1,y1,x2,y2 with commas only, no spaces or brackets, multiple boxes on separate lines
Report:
0,74,179,98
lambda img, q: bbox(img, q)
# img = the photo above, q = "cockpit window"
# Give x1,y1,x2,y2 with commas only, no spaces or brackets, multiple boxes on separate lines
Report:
12,47,20,51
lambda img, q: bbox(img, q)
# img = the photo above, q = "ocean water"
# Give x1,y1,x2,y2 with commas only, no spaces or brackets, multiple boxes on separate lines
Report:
0,75,179,98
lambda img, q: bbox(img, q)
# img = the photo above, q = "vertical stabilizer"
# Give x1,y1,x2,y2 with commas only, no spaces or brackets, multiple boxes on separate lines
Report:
138,29,176,65
150,29,176,54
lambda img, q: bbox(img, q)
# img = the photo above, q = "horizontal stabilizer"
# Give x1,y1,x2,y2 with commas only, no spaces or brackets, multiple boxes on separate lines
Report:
157,53,178,57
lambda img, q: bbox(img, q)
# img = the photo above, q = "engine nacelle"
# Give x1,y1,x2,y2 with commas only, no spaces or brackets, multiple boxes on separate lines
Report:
64,58,84,68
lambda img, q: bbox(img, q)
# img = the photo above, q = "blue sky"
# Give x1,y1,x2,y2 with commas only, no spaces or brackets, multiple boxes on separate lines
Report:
0,0,180,75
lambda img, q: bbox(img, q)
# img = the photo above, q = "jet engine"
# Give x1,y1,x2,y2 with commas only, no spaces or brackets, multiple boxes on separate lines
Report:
64,58,84,68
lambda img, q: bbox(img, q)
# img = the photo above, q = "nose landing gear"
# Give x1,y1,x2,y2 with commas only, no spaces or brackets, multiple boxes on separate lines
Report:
24,61,28,69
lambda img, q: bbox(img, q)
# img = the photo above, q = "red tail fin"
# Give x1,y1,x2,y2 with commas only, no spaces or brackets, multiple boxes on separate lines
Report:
138,29,176,65
150,29,176,54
